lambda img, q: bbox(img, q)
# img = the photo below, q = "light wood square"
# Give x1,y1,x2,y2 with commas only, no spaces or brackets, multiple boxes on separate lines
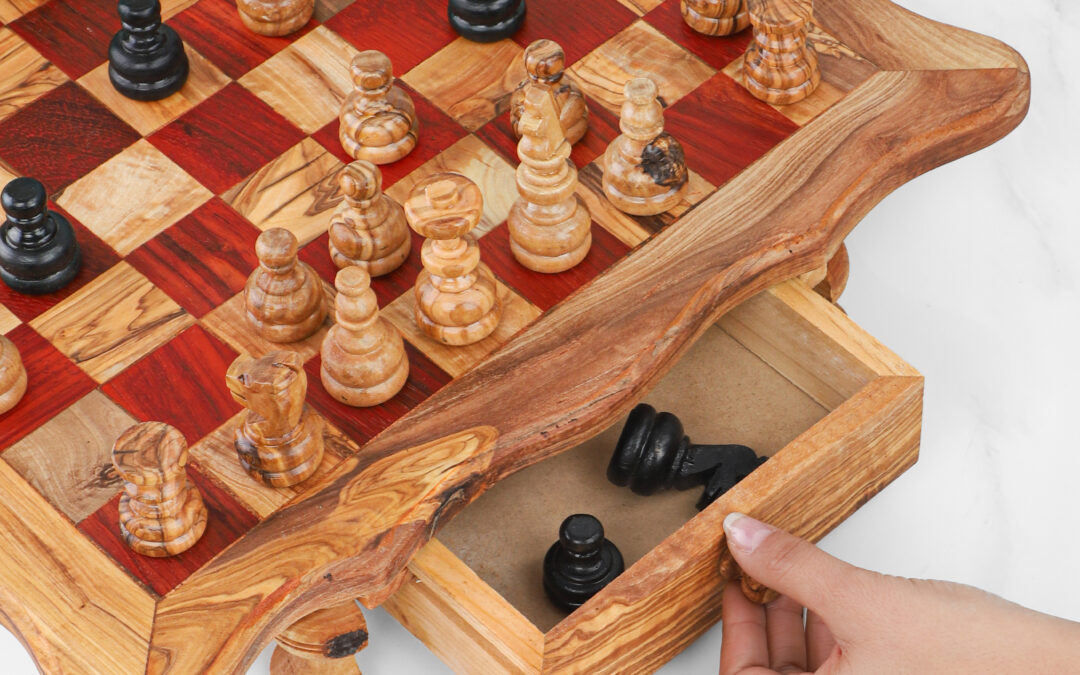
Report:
382,279,540,378
0,28,67,124
385,134,516,237
0,302,19,334
0,161,16,186
617,0,664,15
30,262,195,383
57,139,212,255
403,37,526,132
238,26,360,134
4,390,137,522
569,20,715,115
222,138,344,246
160,0,200,20
0,0,47,23
78,45,230,135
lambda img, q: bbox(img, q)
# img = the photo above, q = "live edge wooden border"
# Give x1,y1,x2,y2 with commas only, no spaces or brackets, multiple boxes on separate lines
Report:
0,0,1029,673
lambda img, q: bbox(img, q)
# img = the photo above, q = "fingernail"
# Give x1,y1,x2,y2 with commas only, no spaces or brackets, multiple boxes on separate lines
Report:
724,512,775,554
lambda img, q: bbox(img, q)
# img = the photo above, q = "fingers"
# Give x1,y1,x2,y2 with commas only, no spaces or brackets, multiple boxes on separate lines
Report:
805,610,837,670
720,582,769,675
765,595,807,673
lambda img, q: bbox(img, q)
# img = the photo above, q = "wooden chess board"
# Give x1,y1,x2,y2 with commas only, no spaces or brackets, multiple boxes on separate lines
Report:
0,0,1028,672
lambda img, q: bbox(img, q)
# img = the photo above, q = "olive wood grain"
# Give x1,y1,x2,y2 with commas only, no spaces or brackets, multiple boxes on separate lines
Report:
745,0,821,105
0,334,26,414
681,0,749,36
270,601,367,674
236,0,312,36
510,40,588,146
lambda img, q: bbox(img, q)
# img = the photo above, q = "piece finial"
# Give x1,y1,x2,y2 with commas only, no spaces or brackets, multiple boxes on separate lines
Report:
351,50,393,92
340,160,381,203
524,39,565,83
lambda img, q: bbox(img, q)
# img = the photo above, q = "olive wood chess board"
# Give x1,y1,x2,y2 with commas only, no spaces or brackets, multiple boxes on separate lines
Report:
0,0,1027,672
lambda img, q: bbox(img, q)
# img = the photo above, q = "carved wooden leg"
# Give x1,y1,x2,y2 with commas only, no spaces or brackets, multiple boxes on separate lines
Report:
800,242,850,304
270,602,368,675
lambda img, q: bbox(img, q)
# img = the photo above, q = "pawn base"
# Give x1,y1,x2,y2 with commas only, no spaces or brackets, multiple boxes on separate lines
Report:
108,60,188,102
321,353,409,408
0,367,26,415
681,1,749,36
448,0,526,43
107,28,190,102
0,247,81,295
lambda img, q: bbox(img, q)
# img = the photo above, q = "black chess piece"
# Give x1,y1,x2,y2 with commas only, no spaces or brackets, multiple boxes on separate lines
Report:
607,403,766,509
108,0,189,101
447,0,526,43
543,514,624,611
0,178,81,295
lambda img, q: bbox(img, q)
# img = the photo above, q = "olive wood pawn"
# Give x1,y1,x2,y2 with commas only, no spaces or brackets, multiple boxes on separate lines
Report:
405,174,501,346
328,161,410,276
508,87,591,273
245,228,327,343
510,39,588,145
237,0,312,36
681,0,749,36
744,0,820,105
601,78,688,216
270,602,368,675
0,335,27,415
321,266,409,407
113,422,207,557
226,351,324,488
339,51,418,165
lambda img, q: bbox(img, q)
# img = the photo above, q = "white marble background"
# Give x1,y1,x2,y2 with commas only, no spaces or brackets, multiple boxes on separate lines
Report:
3,0,1076,671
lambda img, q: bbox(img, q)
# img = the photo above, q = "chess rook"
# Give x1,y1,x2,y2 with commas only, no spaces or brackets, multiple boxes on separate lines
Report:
0,335,27,415
681,0,749,36
448,0,526,43
0,177,81,295
227,351,325,488
108,0,189,101
508,87,592,273
510,39,588,145
328,160,411,276
245,228,327,343
237,0,313,36
321,266,410,407
602,78,688,216
543,514,624,611
339,51,418,165
744,0,820,105
113,422,207,557
405,174,502,346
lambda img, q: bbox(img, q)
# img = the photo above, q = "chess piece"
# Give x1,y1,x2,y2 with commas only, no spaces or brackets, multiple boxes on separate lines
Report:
339,51,418,165
0,335,27,415
108,0,189,101
113,422,207,557
448,0,525,43
744,0,820,105
226,351,325,488
328,161,411,276
607,403,766,509
508,87,592,273
405,174,502,346
510,39,588,145
237,0,313,36
602,78,688,216
245,228,327,343
321,266,410,407
271,602,368,675
543,514,624,611
681,0,749,36
0,177,81,294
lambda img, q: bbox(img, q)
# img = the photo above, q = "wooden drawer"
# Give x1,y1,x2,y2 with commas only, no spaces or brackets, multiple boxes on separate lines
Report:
382,279,923,674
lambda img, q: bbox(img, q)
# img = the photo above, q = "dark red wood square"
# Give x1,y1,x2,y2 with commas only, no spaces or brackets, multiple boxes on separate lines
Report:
127,198,261,318
299,230,425,309
643,0,753,71
102,325,241,441
0,324,97,451
76,465,260,596
512,0,637,66
304,342,451,445
9,0,117,79
478,220,631,312
664,73,799,187
325,0,456,75
148,83,306,194
0,82,140,195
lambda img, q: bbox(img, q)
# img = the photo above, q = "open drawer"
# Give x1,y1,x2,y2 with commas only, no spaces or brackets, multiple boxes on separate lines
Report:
381,279,923,674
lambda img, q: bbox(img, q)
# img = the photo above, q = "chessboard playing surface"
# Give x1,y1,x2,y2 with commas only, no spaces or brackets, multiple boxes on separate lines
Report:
0,0,876,601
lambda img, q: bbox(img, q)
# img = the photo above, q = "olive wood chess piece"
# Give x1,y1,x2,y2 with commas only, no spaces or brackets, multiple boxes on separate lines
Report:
543,514,624,611
245,227,327,343
744,0,820,105
328,160,411,276
510,39,588,145
226,351,324,488
601,78,688,216
113,422,207,557
508,87,592,273
0,335,27,415
270,602,368,675
608,403,766,509
108,0,189,101
237,0,312,36
405,174,502,346
0,177,80,295
448,0,525,43
339,51,418,165
681,0,749,36
321,266,410,407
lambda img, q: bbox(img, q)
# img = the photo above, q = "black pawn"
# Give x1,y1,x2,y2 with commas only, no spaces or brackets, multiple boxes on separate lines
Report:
448,0,525,43
543,514,624,611
0,178,81,295
108,0,189,101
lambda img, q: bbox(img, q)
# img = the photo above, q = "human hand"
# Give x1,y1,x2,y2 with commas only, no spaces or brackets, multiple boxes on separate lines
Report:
719,513,1080,675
